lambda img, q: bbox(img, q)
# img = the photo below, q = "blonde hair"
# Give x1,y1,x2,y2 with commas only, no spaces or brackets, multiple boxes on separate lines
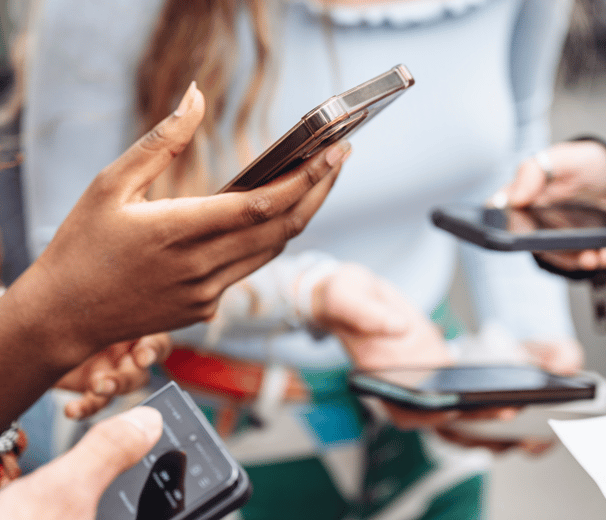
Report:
136,0,272,197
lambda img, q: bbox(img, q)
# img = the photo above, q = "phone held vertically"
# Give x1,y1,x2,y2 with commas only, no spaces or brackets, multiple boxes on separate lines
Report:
216,64,414,193
349,365,597,412
96,382,251,520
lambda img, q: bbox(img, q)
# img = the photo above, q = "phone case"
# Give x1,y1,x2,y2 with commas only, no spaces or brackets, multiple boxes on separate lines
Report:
431,203,606,251
217,64,414,193
96,382,252,520
178,386,252,520
349,366,597,411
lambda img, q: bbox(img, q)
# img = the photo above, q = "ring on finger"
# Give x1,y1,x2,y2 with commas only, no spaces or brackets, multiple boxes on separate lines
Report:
534,150,554,183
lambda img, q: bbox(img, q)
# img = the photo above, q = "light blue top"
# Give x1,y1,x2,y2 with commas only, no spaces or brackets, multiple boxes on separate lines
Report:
22,0,576,368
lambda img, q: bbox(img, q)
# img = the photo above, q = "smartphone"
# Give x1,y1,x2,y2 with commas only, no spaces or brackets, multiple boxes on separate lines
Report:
348,365,597,411
216,64,414,193
96,382,251,520
431,201,606,251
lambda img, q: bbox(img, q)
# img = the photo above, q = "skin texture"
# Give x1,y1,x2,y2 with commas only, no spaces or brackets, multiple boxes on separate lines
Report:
311,263,583,438
492,140,606,271
56,333,172,419
0,82,349,430
0,407,163,519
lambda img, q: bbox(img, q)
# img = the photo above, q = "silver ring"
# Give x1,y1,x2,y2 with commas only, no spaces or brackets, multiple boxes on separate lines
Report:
534,150,554,183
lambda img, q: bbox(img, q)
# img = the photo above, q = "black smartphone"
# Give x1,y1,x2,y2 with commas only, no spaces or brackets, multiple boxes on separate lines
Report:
431,201,606,251
216,64,414,193
348,365,597,411
96,382,251,520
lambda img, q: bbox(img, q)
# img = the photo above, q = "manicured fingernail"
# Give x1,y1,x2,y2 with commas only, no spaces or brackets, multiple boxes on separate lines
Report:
136,347,157,368
94,378,117,396
119,407,163,444
174,81,198,117
325,140,352,167
490,190,508,209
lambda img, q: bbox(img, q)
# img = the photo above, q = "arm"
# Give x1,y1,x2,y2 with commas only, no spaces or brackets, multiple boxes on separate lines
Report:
459,0,579,344
0,84,348,430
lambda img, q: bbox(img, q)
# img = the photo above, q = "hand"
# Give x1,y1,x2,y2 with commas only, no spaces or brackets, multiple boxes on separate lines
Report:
492,140,606,271
522,337,584,376
434,338,584,454
0,407,162,519
311,263,516,430
0,81,349,428
55,333,172,419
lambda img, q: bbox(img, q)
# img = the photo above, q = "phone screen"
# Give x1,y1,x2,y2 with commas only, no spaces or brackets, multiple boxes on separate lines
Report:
480,203,606,235
96,384,238,520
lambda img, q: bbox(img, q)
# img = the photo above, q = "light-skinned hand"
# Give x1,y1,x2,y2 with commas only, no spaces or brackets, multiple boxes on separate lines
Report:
491,140,606,271
311,263,518,430
0,406,162,519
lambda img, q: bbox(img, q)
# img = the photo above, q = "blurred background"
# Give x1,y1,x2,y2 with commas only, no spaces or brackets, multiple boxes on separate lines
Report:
2,0,606,517
451,1,606,515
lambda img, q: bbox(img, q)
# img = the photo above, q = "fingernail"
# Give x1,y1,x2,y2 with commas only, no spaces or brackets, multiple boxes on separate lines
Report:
325,140,352,167
136,347,157,368
120,407,163,444
94,378,117,396
65,403,82,420
174,81,198,117
490,190,508,209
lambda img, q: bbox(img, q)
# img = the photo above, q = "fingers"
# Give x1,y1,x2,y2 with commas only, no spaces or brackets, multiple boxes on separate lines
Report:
164,140,350,239
97,81,205,200
42,407,162,503
131,333,173,368
64,392,111,420
63,335,170,420
524,339,584,376
435,426,555,455
491,159,545,209
384,402,461,430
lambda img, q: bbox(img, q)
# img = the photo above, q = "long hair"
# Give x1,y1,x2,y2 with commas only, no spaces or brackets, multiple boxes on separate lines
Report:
136,0,272,197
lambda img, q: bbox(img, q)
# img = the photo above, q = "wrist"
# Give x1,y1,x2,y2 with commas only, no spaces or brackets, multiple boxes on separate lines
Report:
0,263,93,373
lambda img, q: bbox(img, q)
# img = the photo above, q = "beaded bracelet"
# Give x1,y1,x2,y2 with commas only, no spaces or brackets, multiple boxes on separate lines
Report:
0,422,20,455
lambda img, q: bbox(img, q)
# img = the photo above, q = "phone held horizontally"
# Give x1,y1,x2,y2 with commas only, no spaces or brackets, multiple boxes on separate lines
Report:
431,201,606,252
217,64,414,193
349,365,597,412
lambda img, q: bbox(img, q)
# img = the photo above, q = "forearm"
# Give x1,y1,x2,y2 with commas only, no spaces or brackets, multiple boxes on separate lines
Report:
0,269,86,430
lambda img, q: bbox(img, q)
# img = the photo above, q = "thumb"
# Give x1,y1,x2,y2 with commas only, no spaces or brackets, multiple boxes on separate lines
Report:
98,81,205,200
56,407,162,500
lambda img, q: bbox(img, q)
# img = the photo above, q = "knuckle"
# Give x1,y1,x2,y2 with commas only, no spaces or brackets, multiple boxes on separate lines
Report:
245,195,275,224
282,215,306,240
88,168,117,200
194,301,220,322
139,124,187,157
195,279,224,307
299,158,325,187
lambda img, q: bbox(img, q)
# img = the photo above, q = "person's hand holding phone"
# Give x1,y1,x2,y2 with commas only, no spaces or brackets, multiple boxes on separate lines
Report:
0,407,162,519
0,81,350,430
310,263,517,430
491,139,606,271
